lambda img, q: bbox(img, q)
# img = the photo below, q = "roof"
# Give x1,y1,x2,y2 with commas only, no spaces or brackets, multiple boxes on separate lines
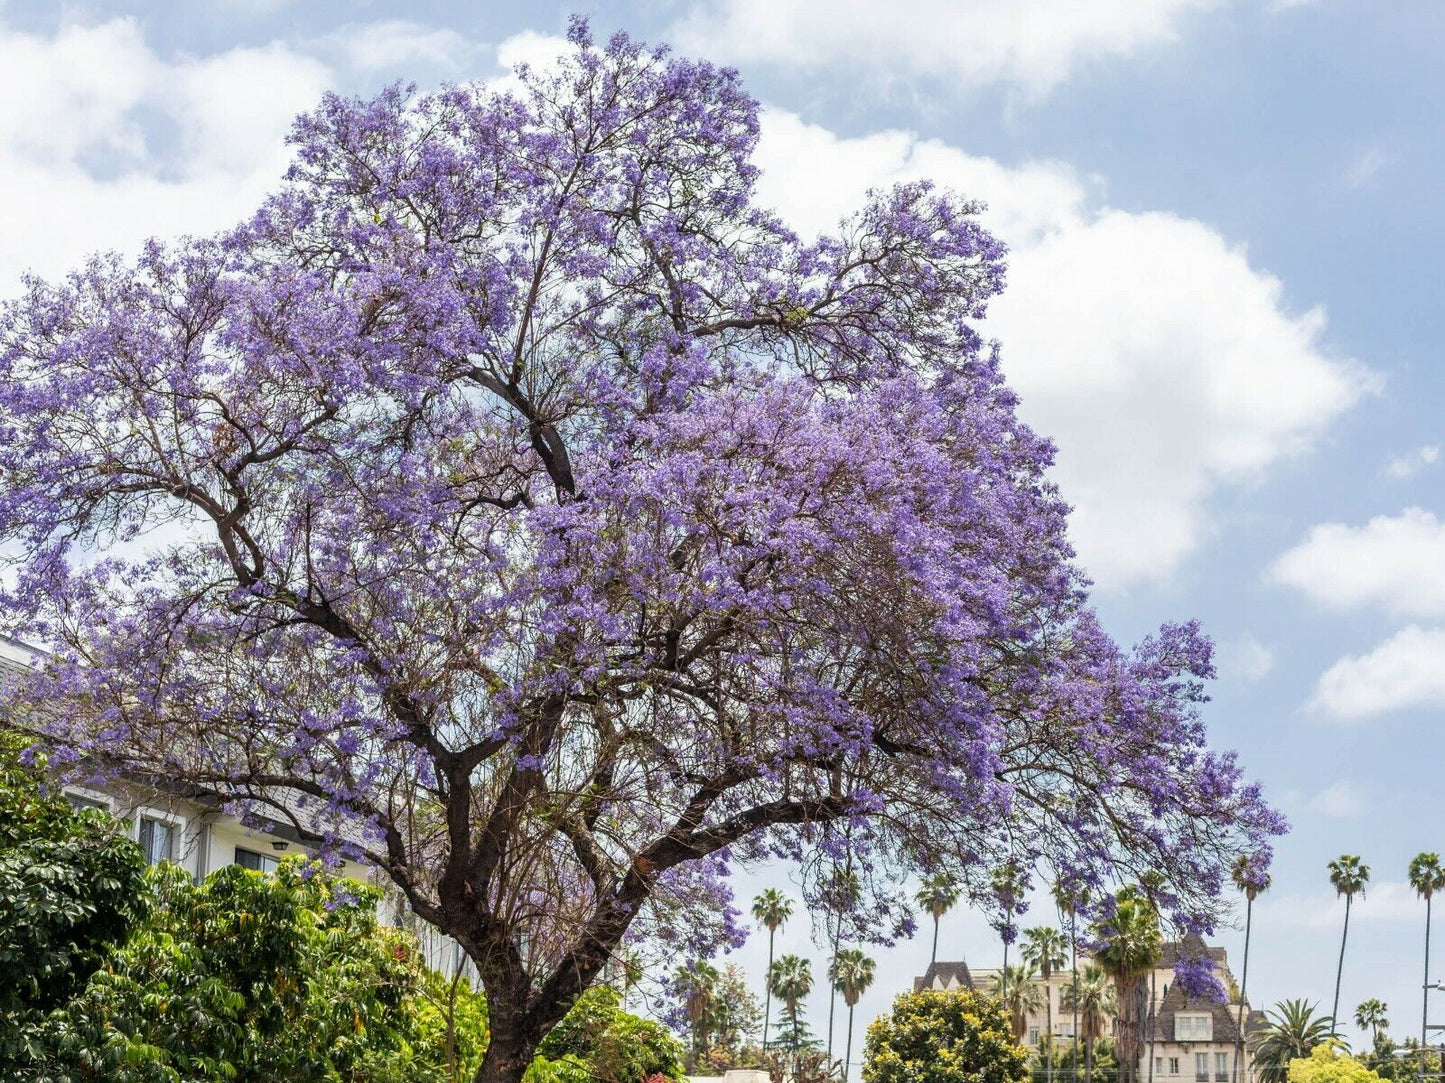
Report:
1159,933,1228,969
1147,978,1245,1044
913,960,975,992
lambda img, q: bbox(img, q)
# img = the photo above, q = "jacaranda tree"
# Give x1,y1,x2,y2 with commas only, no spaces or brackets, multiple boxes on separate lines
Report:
0,20,1284,1083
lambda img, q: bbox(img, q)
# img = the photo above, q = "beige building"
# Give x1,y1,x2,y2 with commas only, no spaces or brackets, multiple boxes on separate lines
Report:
914,934,1262,1083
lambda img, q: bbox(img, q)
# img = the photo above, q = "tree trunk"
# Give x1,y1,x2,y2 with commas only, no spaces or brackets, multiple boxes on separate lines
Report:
846,1002,856,1081
1071,921,1080,1083
1331,895,1351,1038
1423,896,1433,1083
1148,971,1157,1083
473,1021,536,1083
828,916,839,1061
931,915,940,967
1235,894,1252,1083
1085,1036,1095,1083
1046,975,1055,1083
764,929,775,1050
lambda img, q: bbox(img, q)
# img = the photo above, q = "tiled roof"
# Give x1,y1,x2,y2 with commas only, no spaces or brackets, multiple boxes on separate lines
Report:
1159,933,1228,969
914,960,976,992
1147,978,1245,1044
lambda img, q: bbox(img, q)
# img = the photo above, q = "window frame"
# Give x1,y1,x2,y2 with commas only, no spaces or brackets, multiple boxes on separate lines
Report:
133,806,185,867
234,846,280,874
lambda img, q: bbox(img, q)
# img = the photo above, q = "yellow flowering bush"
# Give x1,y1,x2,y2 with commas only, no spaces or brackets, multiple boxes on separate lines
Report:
1288,1043,1386,1083
864,989,1029,1083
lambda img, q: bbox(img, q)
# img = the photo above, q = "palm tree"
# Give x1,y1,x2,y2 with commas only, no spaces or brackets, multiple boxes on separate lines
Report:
676,960,721,1063
830,948,876,1080
992,963,1046,1042
1327,855,1370,1038
917,873,961,968
1095,887,1162,1083
993,864,1024,998
1055,877,1091,1083
770,953,814,1062
1024,926,1070,1083
1354,999,1389,1047
1062,963,1117,1083
753,889,794,1051
823,868,861,1062
1409,852,1445,1077
1251,999,1332,1083
1231,855,1271,1083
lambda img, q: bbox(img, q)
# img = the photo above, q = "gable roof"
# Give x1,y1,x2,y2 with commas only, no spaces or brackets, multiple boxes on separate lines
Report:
913,960,975,992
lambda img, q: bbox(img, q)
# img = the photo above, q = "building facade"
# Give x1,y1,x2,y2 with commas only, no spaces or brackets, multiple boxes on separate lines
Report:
914,935,1260,1083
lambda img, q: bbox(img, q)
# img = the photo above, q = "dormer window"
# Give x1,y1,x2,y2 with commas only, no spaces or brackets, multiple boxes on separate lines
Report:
1175,1014,1213,1041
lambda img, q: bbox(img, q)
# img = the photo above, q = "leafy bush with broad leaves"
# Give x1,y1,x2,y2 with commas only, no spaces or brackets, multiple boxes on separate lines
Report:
864,989,1029,1083
531,985,684,1083
0,731,149,1054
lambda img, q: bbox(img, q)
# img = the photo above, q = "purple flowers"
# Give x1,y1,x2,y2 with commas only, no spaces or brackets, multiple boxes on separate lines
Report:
0,20,1282,1077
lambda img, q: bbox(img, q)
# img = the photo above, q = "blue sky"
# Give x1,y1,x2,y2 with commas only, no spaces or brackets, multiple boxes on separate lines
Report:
2,0,1443,1061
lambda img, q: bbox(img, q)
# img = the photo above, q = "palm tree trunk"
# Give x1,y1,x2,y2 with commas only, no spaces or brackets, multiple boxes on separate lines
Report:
1423,896,1433,1083
1235,895,1253,1083
764,929,775,1050
846,1002,856,1081
1148,971,1158,1083
932,915,941,967
1071,919,1080,1083
1046,979,1055,1083
1332,895,1351,1038
828,918,839,1061
1086,1035,1095,1083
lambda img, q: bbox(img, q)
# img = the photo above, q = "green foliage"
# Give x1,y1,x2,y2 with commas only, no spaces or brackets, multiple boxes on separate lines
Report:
1287,1043,1385,1083
537,985,684,1083
19,859,445,1082
1253,1000,1335,1083
1032,1037,1118,1083
864,989,1030,1083
0,732,151,1065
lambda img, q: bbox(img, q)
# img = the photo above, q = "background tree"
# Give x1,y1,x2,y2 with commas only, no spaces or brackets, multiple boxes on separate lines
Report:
1061,964,1116,1083
1353,1000,1388,1049
699,963,764,1068
1054,879,1091,1083
864,988,1028,1083
1231,855,1270,1083
675,960,721,1067
534,984,685,1083
0,22,1285,1083
1408,852,1445,1078
1285,1043,1387,1083
993,964,1046,1044
1094,888,1162,1083
917,874,961,969
1251,1000,1333,1083
993,865,1025,999
1023,926,1069,1083
753,889,794,1052
831,947,877,1080
1328,857,1370,1038
770,954,815,1061
824,867,862,1062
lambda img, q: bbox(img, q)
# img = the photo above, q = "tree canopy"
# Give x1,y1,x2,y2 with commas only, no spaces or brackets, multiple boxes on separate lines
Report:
0,18,1282,1083
864,989,1028,1083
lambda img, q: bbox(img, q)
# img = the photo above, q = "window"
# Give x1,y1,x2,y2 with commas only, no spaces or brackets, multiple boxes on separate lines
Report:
138,816,175,866
1196,1053,1210,1081
1176,1014,1213,1041
1156,1058,1165,1078
1029,1028,1041,1046
1216,1052,1229,1080
65,792,108,813
1169,1058,1180,1076
234,847,279,874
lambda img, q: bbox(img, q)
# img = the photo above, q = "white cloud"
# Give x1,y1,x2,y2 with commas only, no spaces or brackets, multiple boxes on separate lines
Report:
672,0,1220,98
1345,147,1389,189
1307,781,1364,818
1307,625,1445,720
1256,879,1418,930
1385,444,1439,479
1220,635,1276,683
755,110,1370,590
1270,508,1445,617
0,17,329,292
322,20,482,72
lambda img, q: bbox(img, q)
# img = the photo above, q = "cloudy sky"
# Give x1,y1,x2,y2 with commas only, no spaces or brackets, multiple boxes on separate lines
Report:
3,0,1443,1063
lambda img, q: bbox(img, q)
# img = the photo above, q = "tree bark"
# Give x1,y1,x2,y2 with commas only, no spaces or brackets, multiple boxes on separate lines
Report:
1331,895,1351,1038
1234,894,1252,1083
1423,896,1433,1083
